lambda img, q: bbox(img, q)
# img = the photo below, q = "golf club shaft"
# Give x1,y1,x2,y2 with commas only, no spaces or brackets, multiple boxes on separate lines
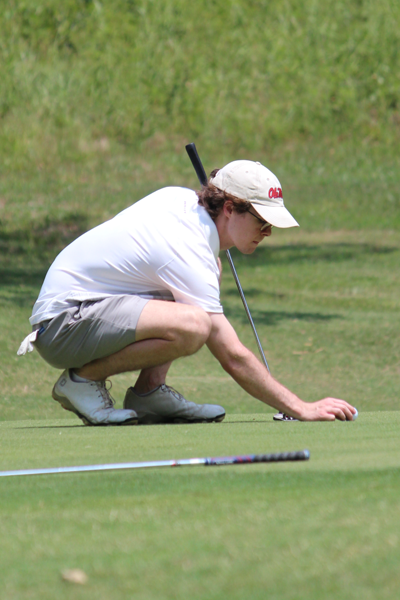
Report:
224,250,270,370
0,450,310,478
185,143,270,372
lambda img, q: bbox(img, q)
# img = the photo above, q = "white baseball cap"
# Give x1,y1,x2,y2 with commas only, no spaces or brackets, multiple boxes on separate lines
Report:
210,160,299,228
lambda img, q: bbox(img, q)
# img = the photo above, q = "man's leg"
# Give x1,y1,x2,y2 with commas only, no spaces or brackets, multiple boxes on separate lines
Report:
75,300,212,380
51,299,224,425
133,362,172,395
73,300,224,424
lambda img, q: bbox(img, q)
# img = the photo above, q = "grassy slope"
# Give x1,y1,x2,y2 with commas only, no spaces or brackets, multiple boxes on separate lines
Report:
1,3,400,599
2,229,399,421
1,0,400,170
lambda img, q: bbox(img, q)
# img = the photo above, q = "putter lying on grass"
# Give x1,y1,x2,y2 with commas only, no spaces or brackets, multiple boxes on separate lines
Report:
0,450,310,478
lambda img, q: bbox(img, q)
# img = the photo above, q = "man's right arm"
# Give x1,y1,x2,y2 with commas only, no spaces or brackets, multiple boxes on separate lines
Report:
206,313,356,421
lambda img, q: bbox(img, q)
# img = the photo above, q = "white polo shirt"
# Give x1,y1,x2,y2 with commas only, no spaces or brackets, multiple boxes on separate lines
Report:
30,187,222,326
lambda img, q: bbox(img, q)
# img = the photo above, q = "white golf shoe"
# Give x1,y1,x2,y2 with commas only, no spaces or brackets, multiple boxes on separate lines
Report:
52,369,138,426
123,384,226,424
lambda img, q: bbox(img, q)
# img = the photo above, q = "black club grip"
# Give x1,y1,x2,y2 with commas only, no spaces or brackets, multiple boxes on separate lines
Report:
185,143,208,186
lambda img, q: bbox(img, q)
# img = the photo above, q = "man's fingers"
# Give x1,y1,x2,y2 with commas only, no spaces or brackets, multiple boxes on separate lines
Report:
333,409,347,421
308,398,357,422
324,413,336,422
330,404,356,421
333,402,356,421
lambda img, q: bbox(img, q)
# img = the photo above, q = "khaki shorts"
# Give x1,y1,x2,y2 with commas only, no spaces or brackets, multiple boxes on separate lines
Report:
34,295,150,370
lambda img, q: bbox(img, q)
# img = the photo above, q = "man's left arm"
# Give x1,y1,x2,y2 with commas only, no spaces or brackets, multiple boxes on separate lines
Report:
206,313,357,421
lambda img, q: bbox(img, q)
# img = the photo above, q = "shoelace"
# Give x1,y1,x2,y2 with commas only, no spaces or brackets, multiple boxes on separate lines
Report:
91,380,115,409
160,384,189,405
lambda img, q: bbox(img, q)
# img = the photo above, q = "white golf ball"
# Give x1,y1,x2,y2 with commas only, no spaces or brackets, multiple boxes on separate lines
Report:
352,408,358,421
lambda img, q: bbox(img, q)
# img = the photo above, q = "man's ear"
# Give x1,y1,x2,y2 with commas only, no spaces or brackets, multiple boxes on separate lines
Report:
223,200,234,218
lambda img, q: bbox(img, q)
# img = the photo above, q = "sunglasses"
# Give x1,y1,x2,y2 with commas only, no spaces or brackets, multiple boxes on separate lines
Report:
247,209,273,231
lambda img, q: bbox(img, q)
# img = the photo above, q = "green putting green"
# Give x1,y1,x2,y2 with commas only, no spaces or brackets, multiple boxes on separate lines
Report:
1,413,399,600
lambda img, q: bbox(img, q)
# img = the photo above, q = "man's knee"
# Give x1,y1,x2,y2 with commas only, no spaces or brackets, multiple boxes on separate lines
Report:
136,300,211,354
178,306,211,355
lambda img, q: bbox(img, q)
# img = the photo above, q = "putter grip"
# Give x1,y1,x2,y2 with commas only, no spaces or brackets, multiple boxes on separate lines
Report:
185,143,208,186
252,450,310,463
206,450,310,466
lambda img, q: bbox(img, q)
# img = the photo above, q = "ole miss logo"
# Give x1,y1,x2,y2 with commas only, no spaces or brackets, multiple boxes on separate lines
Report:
269,187,283,199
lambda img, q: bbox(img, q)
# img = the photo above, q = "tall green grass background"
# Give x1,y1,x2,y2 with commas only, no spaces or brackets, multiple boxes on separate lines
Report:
1,0,400,168
1,0,400,266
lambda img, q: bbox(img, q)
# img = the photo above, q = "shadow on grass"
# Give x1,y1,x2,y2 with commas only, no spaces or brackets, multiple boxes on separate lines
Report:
224,306,341,326
0,213,89,307
0,266,49,287
0,212,88,259
1,231,397,310
15,424,84,429
225,242,398,269
14,419,273,429
223,288,287,299
0,265,51,307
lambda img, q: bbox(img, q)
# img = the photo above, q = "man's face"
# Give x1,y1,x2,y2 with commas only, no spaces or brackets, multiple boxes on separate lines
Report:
223,202,272,254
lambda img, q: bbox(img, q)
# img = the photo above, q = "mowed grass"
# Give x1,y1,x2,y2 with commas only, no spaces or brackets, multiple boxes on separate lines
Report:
1,223,399,598
1,3,400,597
1,413,400,600
1,147,399,600
2,229,399,420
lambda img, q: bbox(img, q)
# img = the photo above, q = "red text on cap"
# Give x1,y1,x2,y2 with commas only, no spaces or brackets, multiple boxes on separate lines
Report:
268,187,283,199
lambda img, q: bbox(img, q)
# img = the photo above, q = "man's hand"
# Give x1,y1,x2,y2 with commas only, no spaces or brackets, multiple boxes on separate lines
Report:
297,398,357,421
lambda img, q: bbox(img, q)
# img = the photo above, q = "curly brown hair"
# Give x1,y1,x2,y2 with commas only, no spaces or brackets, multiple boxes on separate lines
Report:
196,168,251,221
